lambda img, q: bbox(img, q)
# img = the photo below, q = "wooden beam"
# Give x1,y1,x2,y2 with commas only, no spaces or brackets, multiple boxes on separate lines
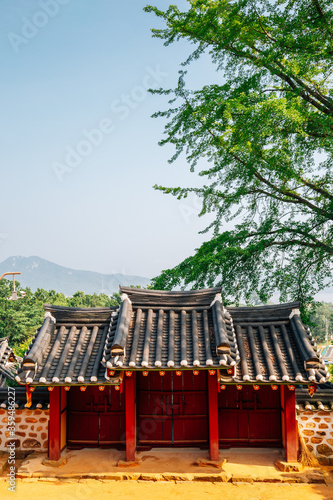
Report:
125,372,136,462
207,372,219,461
282,386,298,462
49,387,61,461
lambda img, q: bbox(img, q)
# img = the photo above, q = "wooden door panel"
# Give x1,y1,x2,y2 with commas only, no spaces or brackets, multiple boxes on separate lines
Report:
138,371,208,446
138,414,173,443
100,413,126,444
174,415,208,443
67,412,99,445
218,386,282,447
67,386,125,447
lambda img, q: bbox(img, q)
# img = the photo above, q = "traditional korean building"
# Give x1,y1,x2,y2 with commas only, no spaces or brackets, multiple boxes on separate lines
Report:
15,287,329,463
0,337,21,387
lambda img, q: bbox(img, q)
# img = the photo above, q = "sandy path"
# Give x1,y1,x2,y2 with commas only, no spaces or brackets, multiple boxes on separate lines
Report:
1,480,333,500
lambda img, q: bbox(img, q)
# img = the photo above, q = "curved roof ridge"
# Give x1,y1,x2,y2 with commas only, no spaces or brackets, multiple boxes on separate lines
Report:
119,287,222,307
44,304,117,313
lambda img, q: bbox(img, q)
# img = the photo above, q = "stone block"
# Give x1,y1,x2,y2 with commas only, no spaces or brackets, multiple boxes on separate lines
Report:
231,476,254,483
122,473,141,480
163,473,194,481
117,459,139,468
311,437,323,444
302,430,314,436
22,439,41,449
317,444,333,456
139,474,159,481
5,439,20,448
274,459,302,472
305,471,325,483
42,456,67,467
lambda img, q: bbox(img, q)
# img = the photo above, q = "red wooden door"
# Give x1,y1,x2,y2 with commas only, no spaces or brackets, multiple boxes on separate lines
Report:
138,371,208,447
67,386,125,447
218,385,282,447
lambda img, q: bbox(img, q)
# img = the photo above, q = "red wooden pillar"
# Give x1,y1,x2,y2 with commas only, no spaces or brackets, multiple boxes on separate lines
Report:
125,372,137,462
48,387,61,461
207,372,219,461
281,386,298,462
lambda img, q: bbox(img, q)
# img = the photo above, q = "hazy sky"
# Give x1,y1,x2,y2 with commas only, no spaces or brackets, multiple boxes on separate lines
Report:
0,0,225,279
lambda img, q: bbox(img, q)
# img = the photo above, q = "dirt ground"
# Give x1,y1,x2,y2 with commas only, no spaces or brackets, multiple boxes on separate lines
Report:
15,447,316,481
1,479,333,500
18,447,294,478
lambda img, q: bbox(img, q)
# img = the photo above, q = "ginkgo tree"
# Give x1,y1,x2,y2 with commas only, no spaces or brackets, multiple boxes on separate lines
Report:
145,0,333,311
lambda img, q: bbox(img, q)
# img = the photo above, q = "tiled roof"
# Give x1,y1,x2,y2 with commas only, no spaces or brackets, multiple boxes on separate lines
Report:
16,288,329,385
0,387,49,409
296,383,333,412
102,287,238,370
0,337,20,386
229,304,328,384
16,306,119,386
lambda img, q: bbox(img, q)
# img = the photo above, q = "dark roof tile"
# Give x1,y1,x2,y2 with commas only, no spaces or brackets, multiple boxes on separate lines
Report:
16,290,329,385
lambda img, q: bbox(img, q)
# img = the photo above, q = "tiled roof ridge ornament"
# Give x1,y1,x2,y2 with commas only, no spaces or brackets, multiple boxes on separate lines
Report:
109,295,133,359
18,313,56,384
289,313,321,371
211,299,232,356
121,293,132,304
210,293,222,307
289,308,300,319
44,311,56,323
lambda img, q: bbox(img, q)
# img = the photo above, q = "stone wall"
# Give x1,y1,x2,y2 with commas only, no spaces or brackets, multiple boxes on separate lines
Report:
298,409,333,461
0,408,49,452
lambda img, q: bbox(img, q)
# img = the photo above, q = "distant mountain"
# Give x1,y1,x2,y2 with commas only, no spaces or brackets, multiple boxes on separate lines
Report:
0,256,150,296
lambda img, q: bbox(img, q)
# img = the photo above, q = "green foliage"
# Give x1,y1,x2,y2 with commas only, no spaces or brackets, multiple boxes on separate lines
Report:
0,279,121,354
310,302,333,342
146,0,333,308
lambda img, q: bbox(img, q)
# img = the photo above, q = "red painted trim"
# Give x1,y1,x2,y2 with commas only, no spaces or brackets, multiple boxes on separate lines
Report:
280,386,286,449
49,387,61,461
281,386,298,462
126,372,136,461
207,372,219,461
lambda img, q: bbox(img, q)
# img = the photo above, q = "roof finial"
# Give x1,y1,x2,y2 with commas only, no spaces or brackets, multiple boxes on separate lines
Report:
210,293,222,307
